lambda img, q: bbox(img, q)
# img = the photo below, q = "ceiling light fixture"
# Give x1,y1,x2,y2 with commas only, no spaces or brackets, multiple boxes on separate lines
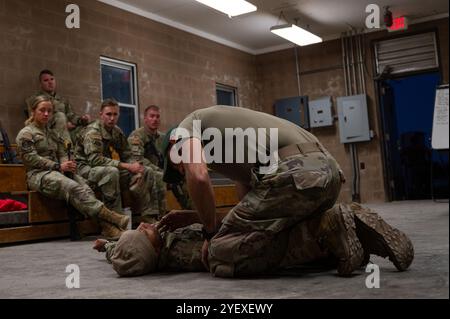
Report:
270,13,322,47
271,24,322,46
195,0,257,17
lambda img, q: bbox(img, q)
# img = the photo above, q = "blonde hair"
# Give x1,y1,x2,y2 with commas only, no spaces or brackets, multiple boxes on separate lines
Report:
25,95,53,125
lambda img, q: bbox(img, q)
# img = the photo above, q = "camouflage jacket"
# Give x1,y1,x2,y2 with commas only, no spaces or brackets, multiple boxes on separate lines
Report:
74,120,132,171
158,223,204,271
26,91,82,126
16,122,67,187
128,128,165,169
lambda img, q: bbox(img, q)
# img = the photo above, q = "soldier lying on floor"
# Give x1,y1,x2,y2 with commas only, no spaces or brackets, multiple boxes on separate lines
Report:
93,202,414,277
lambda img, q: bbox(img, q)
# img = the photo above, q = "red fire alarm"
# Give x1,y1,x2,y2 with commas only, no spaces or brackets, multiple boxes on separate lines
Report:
388,16,408,32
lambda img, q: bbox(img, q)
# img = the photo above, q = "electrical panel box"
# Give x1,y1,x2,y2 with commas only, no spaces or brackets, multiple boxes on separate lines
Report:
337,94,371,143
309,97,334,128
274,96,309,129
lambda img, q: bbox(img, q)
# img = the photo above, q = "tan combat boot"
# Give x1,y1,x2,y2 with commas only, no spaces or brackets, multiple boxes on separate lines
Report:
351,202,414,271
99,221,123,240
98,206,130,230
317,204,365,276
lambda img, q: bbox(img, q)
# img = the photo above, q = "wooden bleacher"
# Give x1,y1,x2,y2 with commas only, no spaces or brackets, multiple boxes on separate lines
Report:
0,163,238,245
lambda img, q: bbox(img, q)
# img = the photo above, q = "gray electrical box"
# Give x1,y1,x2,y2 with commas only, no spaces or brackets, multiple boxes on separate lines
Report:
309,97,333,128
274,96,309,129
337,94,371,143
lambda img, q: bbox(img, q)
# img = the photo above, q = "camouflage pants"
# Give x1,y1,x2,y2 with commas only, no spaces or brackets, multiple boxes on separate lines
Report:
80,165,166,218
208,152,342,277
79,166,123,213
36,171,103,219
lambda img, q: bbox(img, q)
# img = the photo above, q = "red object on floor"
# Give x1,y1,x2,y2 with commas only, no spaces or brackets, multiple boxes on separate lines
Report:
0,199,28,212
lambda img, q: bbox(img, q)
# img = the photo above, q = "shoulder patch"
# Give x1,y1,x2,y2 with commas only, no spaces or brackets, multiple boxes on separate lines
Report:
130,135,141,145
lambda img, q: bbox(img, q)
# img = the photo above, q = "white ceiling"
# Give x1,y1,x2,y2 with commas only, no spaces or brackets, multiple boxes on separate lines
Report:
99,0,449,54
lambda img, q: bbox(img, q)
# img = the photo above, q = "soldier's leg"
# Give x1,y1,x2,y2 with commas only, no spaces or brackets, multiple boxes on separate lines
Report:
40,172,126,239
208,154,353,277
348,202,414,271
315,204,364,276
40,171,103,218
85,166,123,213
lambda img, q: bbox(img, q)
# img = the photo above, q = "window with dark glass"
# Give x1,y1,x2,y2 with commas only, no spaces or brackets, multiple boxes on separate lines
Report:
216,84,237,106
100,57,138,136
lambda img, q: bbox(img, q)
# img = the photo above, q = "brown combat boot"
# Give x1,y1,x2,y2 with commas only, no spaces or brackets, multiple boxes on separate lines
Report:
99,221,123,240
351,203,414,271
98,206,130,230
317,205,365,276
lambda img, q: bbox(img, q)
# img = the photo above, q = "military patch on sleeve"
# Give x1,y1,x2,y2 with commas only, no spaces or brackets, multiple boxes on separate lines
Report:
21,139,34,153
87,132,103,148
130,135,141,145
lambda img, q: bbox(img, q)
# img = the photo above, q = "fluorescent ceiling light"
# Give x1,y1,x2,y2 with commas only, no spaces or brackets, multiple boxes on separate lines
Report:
195,0,257,17
270,24,322,46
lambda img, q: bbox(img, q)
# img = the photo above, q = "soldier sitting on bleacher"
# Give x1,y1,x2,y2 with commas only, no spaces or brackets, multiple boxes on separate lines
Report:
16,95,129,239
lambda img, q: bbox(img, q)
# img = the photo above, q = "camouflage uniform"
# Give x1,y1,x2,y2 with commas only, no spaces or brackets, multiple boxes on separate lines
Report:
16,123,103,219
75,120,159,218
173,106,345,277
128,128,167,216
104,220,334,274
26,91,87,144
208,151,343,277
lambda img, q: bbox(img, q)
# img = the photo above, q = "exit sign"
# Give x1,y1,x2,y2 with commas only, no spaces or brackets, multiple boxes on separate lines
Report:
388,16,408,32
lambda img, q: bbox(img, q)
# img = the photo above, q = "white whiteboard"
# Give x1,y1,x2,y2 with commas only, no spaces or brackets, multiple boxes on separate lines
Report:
431,85,449,150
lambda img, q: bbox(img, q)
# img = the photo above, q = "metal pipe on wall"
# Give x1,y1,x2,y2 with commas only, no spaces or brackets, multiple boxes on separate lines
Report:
355,29,363,94
345,29,361,202
358,31,366,93
344,32,352,95
341,33,349,95
294,45,302,96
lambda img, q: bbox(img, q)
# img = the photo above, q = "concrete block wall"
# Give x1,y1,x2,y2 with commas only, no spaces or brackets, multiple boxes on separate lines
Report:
0,0,447,203
0,0,261,137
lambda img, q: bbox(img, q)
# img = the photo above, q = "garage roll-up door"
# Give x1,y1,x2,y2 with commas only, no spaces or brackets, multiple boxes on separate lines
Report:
375,32,439,76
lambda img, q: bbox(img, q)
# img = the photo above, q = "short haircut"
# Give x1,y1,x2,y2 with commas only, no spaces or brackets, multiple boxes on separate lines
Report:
144,105,160,116
101,98,119,111
39,69,54,80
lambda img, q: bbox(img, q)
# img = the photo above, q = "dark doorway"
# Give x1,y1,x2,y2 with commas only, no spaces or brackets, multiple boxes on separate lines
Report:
379,72,448,200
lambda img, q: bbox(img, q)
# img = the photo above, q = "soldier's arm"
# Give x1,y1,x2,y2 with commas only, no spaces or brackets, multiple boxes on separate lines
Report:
104,241,117,263
182,138,217,234
128,133,146,164
158,209,228,232
120,134,135,164
84,130,121,168
16,130,59,171
52,131,69,162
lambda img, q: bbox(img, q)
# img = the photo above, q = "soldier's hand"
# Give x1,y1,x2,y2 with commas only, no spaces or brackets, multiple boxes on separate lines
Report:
61,160,77,173
81,114,91,123
127,162,144,174
67,121,76,130
201,240,210,271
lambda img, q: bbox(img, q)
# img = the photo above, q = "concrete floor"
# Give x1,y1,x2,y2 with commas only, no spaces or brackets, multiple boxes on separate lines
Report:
0,200,448,299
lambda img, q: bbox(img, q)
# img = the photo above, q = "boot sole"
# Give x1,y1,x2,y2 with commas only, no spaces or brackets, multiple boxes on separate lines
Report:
354,211,414,271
